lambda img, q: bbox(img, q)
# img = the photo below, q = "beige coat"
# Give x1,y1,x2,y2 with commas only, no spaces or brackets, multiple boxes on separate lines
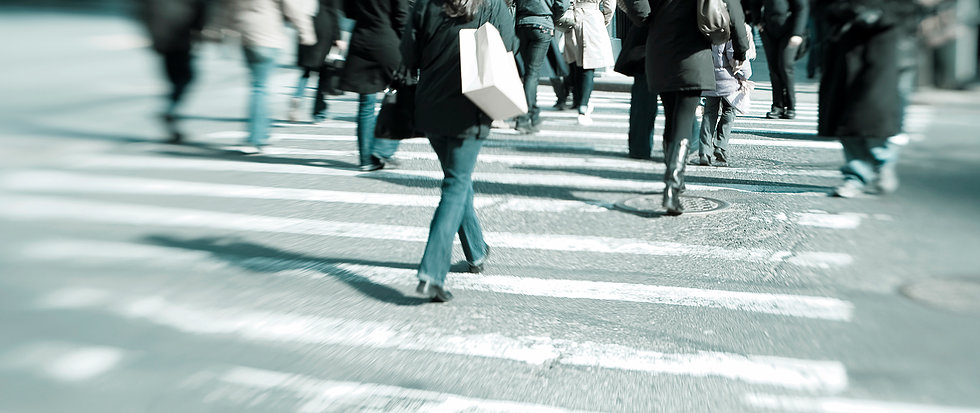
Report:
563,0,614,69
227,0,317,49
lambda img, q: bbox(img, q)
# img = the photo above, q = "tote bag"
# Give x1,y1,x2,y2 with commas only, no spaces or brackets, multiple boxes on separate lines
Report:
459,23,528,121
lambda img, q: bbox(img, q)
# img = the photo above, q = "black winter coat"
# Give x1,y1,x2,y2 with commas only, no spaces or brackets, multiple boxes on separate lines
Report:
750,0,808,38
340,0,410,94
622,0,749,93
401,0,517,139
298,0,343,69
140,0,206,53
817,0,918,138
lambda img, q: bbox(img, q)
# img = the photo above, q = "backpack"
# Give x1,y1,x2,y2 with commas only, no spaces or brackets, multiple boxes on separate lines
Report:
696,0,731,45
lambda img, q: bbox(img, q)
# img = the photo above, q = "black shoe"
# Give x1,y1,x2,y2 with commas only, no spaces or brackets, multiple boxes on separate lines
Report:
514,121,535,134
359,156,385,172
416,281,454,303
688,154,710,166
765,107,784,119
467,246,490,273
553,100,568,111
780,109,796,120
663,138,689,216
713,150,727,166
663,187,683,216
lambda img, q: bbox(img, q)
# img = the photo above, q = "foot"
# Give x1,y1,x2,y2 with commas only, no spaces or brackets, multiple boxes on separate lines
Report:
166,131,184,144
514,120,536,134
831,179,865,198
288,98,301,122
467,246,490,273
765,107,784,119
780,109,796,120
691,154,710,166
874,167,899,194
662,188,684,216
416,281,454,303
553,100,568,111
713,150,728,166
359,156,385,172
312,112,327,125
576,111,593,126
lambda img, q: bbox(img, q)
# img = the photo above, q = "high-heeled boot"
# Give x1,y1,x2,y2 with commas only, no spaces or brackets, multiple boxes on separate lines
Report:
662,138,689,216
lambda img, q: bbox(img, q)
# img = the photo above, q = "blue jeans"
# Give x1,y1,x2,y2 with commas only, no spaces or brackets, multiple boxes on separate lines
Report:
840,137,900,184
699,96,736,156
417,135,488,286
570,64,595,112
243,46,279,146
357,93,399,166
516,25,552,125
628,72,658,158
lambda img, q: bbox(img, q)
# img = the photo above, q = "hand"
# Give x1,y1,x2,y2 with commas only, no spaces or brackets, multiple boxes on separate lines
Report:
788,35,803,47
731,59,745,72
334,39,348,52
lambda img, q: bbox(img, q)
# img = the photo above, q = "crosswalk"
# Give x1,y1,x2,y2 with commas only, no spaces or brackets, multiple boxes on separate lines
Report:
4,76,975,413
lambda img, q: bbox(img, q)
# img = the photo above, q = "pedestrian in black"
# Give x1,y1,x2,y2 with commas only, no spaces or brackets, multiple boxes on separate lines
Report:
750,0,808,119
288,0,343,124
513,0,567,133
341,0,410,171
819,0,919,197
613,18,656,159
622,0,748,215
400,0,515,302
139,0,207,144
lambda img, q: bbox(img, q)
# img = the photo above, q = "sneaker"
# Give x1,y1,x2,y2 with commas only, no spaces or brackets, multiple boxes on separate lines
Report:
780,109,796,120
713,150,728,166
831,179,865,198
688,154,710,166
515,120,535,134
359,156,385,172
874,166,899,194
577,113,593,126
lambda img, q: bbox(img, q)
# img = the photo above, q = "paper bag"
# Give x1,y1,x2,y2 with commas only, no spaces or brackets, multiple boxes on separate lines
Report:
726,80,754,115
460,23,528,120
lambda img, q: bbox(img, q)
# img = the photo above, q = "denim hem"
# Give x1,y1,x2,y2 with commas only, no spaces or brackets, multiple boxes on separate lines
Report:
417,272,440,286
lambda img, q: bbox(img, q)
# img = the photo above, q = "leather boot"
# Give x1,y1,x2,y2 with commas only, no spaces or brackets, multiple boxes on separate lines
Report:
662,138,689,216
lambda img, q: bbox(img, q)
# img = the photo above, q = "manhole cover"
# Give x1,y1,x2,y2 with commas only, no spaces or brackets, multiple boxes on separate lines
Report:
901,278,980,316
615,195,729,216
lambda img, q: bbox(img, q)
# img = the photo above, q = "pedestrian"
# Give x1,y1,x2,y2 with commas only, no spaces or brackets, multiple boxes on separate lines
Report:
819,0,919,197
139,0,208,144
613,3,656,160
340,0,410,171
696,22,753,166
623,0,748,215
400,0,516,302
513,0,567,134
546,36,573,110
750,0,808,119
562,0,614,126
227,0,317,153
288,0,344,124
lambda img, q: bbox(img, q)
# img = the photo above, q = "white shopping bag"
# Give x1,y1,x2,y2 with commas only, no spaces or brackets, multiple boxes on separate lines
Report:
726,79,754,115
460,23,528,120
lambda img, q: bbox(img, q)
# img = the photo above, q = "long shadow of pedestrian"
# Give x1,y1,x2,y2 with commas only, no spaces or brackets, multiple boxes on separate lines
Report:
142,235,430,306
150,143,358,169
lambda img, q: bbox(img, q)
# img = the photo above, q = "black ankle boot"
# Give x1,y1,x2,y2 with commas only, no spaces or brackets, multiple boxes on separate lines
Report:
662,138,689,216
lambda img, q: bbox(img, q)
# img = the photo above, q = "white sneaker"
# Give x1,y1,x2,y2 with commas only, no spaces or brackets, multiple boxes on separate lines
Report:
874,167,899,194
287,98,301,122
577,113,593,126
831,179,865,198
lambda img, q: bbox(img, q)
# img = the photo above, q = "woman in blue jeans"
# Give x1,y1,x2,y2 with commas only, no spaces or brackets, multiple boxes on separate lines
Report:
400,0,515,302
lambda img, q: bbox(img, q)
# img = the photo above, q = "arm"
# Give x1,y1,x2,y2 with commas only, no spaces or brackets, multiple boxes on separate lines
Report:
787,0,808,37
283,0,318,45
391,0,410,38
398,0,421,70
620,0,651,26
601,0,614,25
724,0,749,61
490,0,518,52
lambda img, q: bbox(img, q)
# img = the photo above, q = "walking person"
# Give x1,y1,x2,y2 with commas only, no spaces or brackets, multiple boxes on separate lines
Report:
820,0,919,197
288,0,344,124
696,23,753,166
400,0,516,302
562,0,614,126
139,0,208,144
613,4,656,160
547,36,573,110
341,0,410,171
623,0,748,215
228,0,316,152
751,0,807,119
513,0,567,133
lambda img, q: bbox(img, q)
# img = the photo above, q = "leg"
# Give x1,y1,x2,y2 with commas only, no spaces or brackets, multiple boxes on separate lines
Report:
761,30,785,115
840,138,875,183
418,136,485,288
457,184,488,267
699,97,721,158
569,64,582,109
869,136,901,193
356,93,380,167
628,72,657,159
660,91,701,214
578,68,595,113
242,46,279,147
161,49,193,142
781,40,800,115
312,64,330,122
714,98,737,162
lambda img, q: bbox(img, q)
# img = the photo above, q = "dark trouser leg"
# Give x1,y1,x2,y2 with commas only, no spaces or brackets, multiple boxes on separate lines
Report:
840,138,875,184
780,41,800,111
418,135,486,286
761,31,785,110
569,64,582,109
163,50,193,114
357,93,379,166
660,91,701,213
699,96,721,157
516,26,552,126
313,64,330,121
628,72,657,159
714,98,736,155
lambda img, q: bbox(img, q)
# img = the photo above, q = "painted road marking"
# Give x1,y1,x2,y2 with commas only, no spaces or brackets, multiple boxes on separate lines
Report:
745,393,980,413
36,288,849,392
21,239,854,321
0,196,852,268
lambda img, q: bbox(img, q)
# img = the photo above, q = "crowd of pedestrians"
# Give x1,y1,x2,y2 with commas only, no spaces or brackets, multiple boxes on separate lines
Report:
138,0,945,302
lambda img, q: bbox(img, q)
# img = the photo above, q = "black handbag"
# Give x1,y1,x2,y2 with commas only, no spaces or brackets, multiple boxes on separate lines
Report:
374,68,425,140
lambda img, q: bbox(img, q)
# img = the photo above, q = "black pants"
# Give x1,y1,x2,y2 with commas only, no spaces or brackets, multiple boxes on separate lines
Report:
761,30,800,110
162,49,194,111
569,64,595,113
660,90,701,161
